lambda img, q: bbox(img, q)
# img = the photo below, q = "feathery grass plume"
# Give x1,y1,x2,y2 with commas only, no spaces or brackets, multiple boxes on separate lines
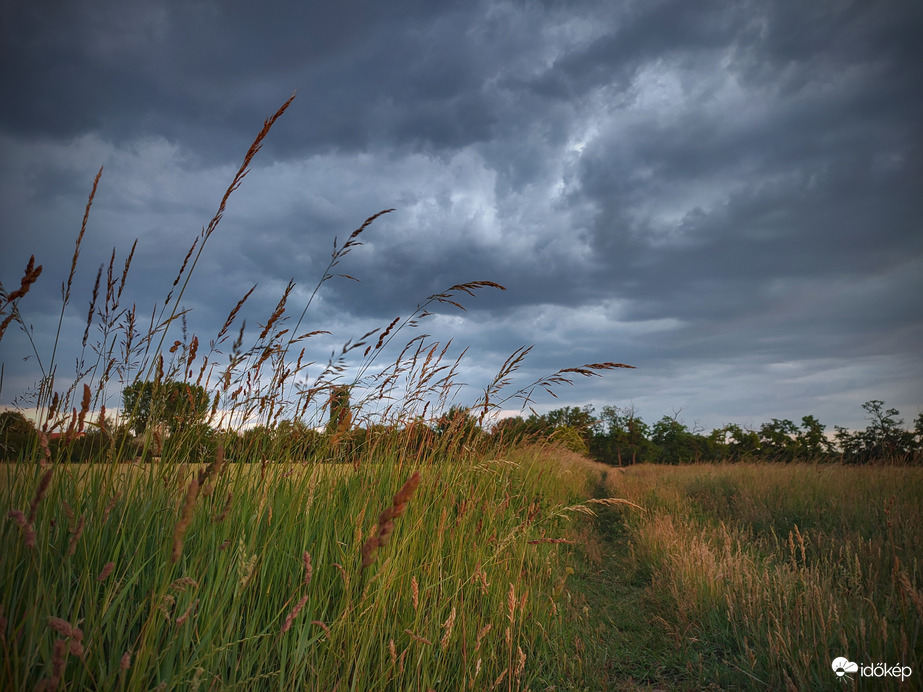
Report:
213,491,233,523
332,562,349,588
515,646,526,677
170,477,199,563
169,577,198,592
96,562,115,582
404,629,433,646
102,492,120,523
153,94,295,374
257,281,294,341
67,516,85,557
475,565,489,594
475,624,492,652
507,583,516,623
237,550,258,590
81,264,102,350
35,638,68,692
37,430,52,465
197,444,225,497
361,471,421,568
48,617,84,657
158,594,176,621
281,595,310,634
440,606,457,650
280,553,313,634
63,167,102,306
40,166,103,413
76,383,91,433
410,576,419,611
28,468,53,524
175,599,199,627
311,620,331,638
7,510,27,529
302,551,313,585
7,510,36,549
47,617,82,640
585,497,646,512
0,254,44,343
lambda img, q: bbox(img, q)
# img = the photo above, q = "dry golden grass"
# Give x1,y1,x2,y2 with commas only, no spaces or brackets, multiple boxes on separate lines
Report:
601,462,923,690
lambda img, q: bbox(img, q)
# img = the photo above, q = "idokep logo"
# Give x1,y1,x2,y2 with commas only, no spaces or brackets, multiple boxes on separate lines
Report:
832,656,913,683
832,657,858,678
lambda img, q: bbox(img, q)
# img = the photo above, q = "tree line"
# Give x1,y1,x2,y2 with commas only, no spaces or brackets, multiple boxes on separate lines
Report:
494,399,923,465
0,377,920,465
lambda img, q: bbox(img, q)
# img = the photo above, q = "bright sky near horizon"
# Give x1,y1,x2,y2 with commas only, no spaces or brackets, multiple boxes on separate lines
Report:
1,0,921,434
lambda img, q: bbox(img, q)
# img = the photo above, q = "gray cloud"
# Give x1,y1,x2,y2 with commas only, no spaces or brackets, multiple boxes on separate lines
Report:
1,0,921,432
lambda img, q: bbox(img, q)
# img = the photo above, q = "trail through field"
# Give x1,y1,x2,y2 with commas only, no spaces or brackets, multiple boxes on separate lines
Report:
571,465,726,691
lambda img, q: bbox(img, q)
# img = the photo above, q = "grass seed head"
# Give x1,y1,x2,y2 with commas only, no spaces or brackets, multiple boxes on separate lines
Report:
28,468,53,523
302,551,313,585
361,471,421,569
281,594,309,634
170,477,199,563
96,562,115,582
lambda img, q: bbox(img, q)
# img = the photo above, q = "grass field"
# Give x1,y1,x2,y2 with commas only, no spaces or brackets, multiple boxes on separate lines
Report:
1,445,618,691
5,456,919,691
579,462,923,691
2,97,919,690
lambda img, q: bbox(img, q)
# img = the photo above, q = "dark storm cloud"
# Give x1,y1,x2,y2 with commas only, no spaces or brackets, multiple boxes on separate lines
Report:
1,0,921,431
0,0,495,157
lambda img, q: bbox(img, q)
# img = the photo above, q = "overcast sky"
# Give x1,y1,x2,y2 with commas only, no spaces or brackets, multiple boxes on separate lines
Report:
1,0,921,434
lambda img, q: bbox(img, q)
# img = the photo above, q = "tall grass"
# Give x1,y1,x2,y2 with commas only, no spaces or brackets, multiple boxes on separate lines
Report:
603,463,923,690
1,445,606,689
0,96,627,690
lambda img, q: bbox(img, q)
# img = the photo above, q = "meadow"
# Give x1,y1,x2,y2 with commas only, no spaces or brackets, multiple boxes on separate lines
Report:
2,444,614,690
0,95,621,690
2,96,920,690
589,462,923,691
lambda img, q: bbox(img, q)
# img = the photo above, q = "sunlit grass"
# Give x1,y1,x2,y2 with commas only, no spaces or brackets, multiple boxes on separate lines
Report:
2,443,614,690
0,94,628,690
602,463,923,690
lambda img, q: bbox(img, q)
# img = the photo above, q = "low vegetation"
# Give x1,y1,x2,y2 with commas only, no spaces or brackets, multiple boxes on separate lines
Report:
591,462,923,690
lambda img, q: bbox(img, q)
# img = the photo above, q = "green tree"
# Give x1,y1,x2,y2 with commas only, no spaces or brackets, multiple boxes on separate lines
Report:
652,416,701,464
276,418,321,460
435,406,482,448
857,400,914,461
797,415,832,460
0,410,36,460
723,423,761,460
234,425,274,461
122,380,211,435
326,386,352,436
549,425,590,455
490,416,534,445
594,405,652,465
545,406,598,435
545,406,597,454
759,418,798,462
